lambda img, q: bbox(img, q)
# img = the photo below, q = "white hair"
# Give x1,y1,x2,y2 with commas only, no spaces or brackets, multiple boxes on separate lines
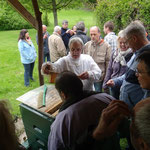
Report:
68,37,84,49
54,26,61,33
135,101,150,147
124,20,146,40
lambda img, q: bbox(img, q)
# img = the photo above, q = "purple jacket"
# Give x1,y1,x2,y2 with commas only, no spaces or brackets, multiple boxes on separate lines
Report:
103,51,133,89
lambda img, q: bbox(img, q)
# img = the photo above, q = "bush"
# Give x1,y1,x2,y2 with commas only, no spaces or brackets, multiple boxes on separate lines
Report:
95,0,150,35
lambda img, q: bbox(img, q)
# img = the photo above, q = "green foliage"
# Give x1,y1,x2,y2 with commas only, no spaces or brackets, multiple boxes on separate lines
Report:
95,0,150,35
0,1,32,31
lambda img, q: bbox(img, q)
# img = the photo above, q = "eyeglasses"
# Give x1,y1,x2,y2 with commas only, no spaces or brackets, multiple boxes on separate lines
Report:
135,69,149,76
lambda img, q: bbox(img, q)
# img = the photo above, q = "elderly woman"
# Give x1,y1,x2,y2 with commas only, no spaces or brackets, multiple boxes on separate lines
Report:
41,37,101,91
103,30,133,99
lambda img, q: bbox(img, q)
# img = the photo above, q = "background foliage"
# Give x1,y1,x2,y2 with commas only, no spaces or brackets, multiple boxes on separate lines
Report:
95,0,150,36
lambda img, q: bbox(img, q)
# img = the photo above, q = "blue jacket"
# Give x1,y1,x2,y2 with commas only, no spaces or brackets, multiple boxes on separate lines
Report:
18,40,37,64
113,44,150,108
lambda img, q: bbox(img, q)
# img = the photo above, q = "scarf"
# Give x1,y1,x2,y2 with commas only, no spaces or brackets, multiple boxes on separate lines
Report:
113,48,132,66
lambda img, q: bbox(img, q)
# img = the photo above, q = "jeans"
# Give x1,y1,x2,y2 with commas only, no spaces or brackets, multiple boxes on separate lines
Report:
44,53,50,62
23,62,35,86
94,81,103,92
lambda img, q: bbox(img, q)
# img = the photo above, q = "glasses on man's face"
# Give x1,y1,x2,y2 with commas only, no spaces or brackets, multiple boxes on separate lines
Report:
135,68,149,76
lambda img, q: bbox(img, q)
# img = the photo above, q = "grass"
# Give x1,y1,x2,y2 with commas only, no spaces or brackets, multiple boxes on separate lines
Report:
0,8,127,149
0,9,96,115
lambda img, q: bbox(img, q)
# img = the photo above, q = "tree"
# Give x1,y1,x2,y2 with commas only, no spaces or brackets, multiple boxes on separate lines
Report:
95,0,150,35
38,0,78,26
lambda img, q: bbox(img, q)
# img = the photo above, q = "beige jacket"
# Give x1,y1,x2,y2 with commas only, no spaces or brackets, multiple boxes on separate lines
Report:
84,39,111,81
48,32,66,62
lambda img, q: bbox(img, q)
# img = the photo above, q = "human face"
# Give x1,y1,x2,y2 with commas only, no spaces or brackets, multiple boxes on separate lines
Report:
118,38,129,51
70,42,82,59
90,27,100,43
103,25,108,34
42,26,47,33
62,23,68,29
126,35,137,52
136,61,150,90
25,32,29,39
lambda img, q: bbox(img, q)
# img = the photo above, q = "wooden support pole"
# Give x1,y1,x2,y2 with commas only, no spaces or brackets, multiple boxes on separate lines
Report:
7,0,38,29
32,0,44,86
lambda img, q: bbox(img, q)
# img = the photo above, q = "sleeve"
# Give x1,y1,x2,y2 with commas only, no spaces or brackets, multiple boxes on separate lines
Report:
113,74,125,87
87,56,102,81
103,53,114,89
18,41,31,60
56,38,67,57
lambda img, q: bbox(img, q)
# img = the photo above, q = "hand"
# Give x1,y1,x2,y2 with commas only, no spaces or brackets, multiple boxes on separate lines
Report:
93,100,131,140
41,62,52,75
78,72,89,80
43,34,47,39
106,79,115,87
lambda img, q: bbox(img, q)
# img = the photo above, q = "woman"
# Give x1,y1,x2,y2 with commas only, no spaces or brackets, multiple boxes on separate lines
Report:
18,29,37,86
103,30,133,99
41,37,101,91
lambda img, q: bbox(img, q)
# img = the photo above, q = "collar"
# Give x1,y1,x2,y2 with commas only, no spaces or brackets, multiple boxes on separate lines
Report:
91,38,104,46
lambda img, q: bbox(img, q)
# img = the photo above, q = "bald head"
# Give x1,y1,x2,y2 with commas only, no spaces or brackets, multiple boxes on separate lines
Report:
90,26,101,43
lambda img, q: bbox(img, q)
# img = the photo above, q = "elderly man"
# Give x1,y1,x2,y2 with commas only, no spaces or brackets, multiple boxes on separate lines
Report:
36,25,50,62
84,26,111,92
48,71,118,150
103,21,118,52
48,26,66,62
107,20,150,108
72,21,90,44
42,37,101,91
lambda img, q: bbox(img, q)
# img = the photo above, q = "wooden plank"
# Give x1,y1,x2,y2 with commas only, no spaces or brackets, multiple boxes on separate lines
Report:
7,0,38,29
16,84,62,113
32,0,44,86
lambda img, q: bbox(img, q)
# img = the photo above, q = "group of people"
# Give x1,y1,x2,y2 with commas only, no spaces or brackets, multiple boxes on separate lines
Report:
15,19,150,150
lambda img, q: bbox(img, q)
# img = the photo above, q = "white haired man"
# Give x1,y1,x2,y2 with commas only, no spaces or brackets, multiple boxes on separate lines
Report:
48,26,67,62
107,20,150,108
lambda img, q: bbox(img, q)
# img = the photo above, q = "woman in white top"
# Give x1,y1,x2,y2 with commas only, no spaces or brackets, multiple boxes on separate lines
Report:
41,37,101,91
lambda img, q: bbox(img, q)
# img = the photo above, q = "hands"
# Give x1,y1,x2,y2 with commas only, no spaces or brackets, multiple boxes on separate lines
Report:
78,72,89,80
66,29,74,35
93,100,131,140
106,79,115,87
41,62,52,75
43,34,48,39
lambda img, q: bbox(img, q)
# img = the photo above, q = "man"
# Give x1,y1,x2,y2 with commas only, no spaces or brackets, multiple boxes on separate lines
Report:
107,20,150,108
93,97,150,150
72,21,90,44
48,26,66,62
48,71,118,150
36,25,50,62
103,21,118,52
136,51,150,98
61,20,74,52
84,26,111,92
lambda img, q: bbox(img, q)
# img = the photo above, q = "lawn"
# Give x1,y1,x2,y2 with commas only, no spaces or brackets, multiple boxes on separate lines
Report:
0,9,96,115
0,8,127,149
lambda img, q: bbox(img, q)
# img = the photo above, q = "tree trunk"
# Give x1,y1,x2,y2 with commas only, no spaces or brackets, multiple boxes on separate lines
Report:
52,0,58,26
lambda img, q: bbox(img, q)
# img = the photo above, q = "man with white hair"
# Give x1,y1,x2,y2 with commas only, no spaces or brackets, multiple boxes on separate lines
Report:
48,26,66,62
107,20,150,108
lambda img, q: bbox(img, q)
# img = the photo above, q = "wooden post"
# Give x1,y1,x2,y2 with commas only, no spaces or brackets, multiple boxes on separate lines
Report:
32,0,44,86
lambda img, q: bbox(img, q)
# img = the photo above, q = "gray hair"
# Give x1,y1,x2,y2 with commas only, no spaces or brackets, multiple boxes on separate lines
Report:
76,21,85,31
135,101,150,147
68,37,84,49
90,26,101,33
124,20,146,40
54,26,61,33
62,20,68,24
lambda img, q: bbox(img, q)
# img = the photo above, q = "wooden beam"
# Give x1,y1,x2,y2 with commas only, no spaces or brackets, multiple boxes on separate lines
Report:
7,0,38,29
32,0,44,85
